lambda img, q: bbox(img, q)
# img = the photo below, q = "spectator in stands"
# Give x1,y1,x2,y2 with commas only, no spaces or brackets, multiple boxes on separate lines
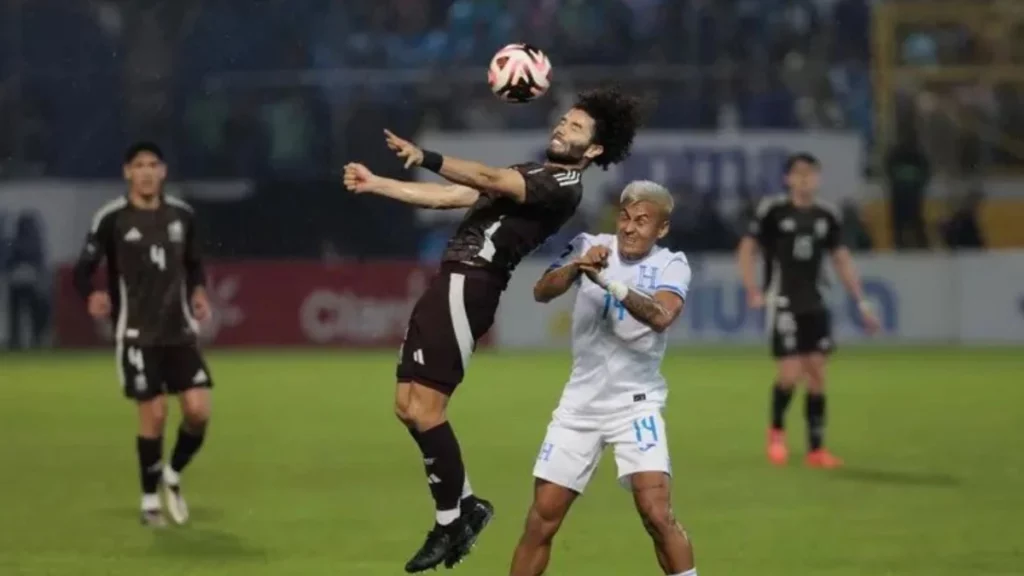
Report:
941,188,985,251
688,193,737,253
885,130,931,250
5,212,49,349
667,181,700,251
839,199,873,252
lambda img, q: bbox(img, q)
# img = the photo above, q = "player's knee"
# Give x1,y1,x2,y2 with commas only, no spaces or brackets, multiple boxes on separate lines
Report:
636,500,677,542
179,390,210,431
394,400,443,430
394,385,446,429
393,396,414,427
804,361,827,392
524,502,563,544
776,360,802,387
137,397,168,434
182,404,210,431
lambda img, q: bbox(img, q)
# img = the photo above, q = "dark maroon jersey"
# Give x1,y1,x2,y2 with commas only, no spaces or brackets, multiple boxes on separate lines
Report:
442,162,583,284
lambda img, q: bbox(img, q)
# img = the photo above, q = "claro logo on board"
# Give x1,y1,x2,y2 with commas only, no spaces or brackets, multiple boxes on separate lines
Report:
299,271,428,344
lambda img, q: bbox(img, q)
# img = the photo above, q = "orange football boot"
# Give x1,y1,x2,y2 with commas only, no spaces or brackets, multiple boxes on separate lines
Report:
805,449,844,469
767,429,788,466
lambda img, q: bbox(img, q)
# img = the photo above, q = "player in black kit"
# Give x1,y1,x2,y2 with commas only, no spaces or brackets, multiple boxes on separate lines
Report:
344,87,642,572
737,153,880,469
72,142,213,527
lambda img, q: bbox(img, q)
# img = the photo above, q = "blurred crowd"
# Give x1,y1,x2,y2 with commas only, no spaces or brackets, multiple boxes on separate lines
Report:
0,0,1010,271
0,0,874,178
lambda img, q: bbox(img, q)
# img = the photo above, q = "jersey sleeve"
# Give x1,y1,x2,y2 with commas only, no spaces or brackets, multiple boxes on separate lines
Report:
823,209,844,251
184,213,207,293
518,166,582,207
72,206,116,299
655,256,692,301
747,197,777,247
547,233,591,271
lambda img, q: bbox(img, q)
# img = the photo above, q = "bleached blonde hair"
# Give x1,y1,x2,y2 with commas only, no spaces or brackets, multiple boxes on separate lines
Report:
620,180,674,217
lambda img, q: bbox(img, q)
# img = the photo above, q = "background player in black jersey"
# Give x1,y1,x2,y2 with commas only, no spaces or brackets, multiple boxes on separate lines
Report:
73,142,213,527
737,153,880,469
344,87,642,572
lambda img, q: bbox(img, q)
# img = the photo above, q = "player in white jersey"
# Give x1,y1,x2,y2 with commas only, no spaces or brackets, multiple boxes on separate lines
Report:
508,181,698,576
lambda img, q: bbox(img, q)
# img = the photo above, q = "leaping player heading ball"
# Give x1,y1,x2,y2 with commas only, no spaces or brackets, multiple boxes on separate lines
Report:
343,87,643,573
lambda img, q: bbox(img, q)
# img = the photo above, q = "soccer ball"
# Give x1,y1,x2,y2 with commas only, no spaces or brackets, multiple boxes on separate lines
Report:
487,44,552,103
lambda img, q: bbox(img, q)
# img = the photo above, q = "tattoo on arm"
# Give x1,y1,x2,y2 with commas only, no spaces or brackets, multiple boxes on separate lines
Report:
621,289,669,328
534,264,580,302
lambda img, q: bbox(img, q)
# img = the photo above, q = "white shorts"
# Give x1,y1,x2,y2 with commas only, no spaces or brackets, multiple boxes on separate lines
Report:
532,408,671,494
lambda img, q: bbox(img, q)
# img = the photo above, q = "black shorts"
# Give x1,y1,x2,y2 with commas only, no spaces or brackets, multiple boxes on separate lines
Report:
118,343,213,401
769,308,834,358
396,264,503,395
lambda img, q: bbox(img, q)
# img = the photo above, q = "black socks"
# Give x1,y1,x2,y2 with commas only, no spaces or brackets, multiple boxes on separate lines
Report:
136,436,162,494
170,426,206,475
409,422,466,513
771,383,795,430
805,393,826,451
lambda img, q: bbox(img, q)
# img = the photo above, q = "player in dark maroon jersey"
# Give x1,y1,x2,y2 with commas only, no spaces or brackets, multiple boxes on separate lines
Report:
344,87,643,573
737,153,880,470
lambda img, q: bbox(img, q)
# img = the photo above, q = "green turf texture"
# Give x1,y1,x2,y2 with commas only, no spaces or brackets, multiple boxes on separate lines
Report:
1,348,1022,576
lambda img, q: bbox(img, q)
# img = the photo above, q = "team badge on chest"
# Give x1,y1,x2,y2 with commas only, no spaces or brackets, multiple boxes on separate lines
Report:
168,220,184,243
815,218,828,238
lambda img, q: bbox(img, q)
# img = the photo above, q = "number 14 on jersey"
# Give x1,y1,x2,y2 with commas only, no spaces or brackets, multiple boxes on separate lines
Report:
602,293,626,321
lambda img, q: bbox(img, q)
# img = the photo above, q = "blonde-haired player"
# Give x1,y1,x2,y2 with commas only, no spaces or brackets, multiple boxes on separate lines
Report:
509,181,698,576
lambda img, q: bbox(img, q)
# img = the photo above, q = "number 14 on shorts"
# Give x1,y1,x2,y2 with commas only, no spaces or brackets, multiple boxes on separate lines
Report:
633,415,659,452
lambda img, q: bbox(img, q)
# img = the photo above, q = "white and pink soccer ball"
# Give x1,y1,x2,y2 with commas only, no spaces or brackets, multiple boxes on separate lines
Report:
487,44,552,103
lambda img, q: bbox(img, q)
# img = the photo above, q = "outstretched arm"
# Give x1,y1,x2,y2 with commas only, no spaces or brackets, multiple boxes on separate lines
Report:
368,178,480,209
384,129,531,203
344,163,479,209
436,156,529,203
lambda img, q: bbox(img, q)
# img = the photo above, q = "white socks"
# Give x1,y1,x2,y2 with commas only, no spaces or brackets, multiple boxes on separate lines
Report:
163,466,181,486
436,475,474,525
436,508,460,526
141,493,160,511
672,569,698,576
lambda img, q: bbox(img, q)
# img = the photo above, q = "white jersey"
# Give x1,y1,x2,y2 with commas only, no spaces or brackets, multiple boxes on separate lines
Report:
547,233,691,416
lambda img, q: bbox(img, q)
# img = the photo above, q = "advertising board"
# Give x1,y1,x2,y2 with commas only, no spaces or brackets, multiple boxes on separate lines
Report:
52,261,493,349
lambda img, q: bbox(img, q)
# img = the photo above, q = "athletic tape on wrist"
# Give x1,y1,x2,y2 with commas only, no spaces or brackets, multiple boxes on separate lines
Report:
607,281,629,301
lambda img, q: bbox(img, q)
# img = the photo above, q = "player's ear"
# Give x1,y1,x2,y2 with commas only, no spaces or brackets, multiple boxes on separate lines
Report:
122,164,131,182
657,219,670,240
155,162,167,180
584,144,604,161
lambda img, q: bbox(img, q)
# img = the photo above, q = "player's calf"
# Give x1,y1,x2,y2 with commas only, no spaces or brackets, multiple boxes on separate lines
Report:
397,383,477,571
801,353,842,467
162,388,211,525
768,359,802,465
509,480,575,576
631,473,696,575
136,396,167,525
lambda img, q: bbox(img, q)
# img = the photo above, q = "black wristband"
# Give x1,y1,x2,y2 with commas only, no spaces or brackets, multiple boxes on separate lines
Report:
421,149,443,173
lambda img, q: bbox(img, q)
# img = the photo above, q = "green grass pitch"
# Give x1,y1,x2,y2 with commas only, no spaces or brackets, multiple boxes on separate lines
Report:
2,347,1022,575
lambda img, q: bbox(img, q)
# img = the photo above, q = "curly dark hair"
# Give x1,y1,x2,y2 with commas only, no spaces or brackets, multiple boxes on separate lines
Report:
573,86,644,170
